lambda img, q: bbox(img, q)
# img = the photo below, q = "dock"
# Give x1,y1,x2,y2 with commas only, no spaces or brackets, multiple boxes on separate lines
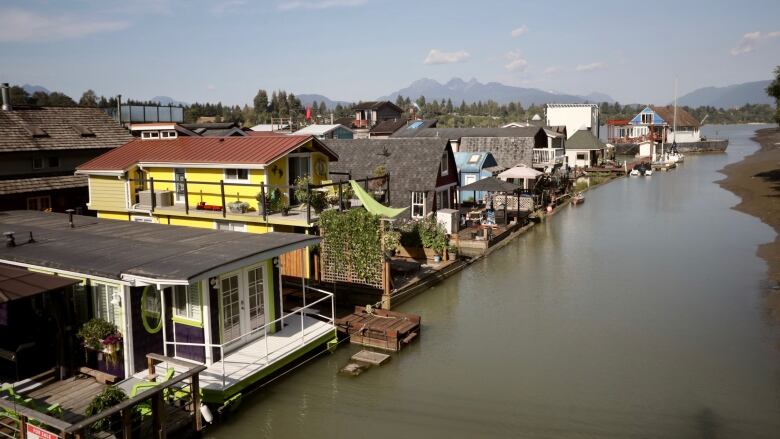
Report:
335,306,421,351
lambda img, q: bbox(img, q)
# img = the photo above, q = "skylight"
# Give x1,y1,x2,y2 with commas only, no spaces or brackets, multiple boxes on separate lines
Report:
467,154,481,164
24,125,49,138
72,124,95,137
408,121,424,129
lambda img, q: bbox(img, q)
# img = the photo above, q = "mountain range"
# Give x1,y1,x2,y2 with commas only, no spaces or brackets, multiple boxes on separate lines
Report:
380,77,613,106
675,80,772,107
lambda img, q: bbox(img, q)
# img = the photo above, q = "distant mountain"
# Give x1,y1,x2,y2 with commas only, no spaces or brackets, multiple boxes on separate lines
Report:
22,84,50,95
297,93,351,109
677,80,773,108
150,96,188,106
381,77,614,106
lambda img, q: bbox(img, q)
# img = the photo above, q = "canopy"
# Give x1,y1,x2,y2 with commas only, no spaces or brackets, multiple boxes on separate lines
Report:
497,165,542,180
349,180,408,218
460,176,520,193
0,264,79,304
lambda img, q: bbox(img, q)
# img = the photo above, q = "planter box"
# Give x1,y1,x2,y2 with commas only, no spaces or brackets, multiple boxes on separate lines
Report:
227,203,249,214
396,246,438,260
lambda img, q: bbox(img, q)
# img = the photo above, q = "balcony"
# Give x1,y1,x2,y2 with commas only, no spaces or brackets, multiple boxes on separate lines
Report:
532,148,565,168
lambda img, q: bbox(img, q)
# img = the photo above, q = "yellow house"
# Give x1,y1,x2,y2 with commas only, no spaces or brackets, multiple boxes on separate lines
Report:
76,135,338,275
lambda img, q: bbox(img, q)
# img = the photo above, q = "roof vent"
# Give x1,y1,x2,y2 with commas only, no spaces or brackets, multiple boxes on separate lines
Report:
72,125,95,137
24,125,49,138
3,232,15,248
1,83,11,111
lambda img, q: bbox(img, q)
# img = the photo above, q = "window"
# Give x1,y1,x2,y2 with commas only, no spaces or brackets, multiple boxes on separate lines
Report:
436,188,450,210
161,130,177,139
641,113,653,124
411,191,426,219
92,282,123,326
26,196,51,211
225,168,249,182
141,131,159,139
440,153,449,176
467,154,481,164
48,157,60,168
32,158,44,169
576,153,587,160
173,283,201,322
216,221,247,232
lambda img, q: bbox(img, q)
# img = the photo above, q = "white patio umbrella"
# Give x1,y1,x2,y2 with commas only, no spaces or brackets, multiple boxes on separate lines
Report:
497,165,542,189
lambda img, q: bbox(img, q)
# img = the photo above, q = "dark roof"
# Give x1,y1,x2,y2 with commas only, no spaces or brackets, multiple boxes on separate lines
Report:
650,105,700,128
566,130,606,150
0,263,79,304
0,106,132,153
0,175,87,195
460,176,520,193
179,122,247,137
333,117,356,128
324,138,451,209
369,118,408,135
391,126,543,139
179,122,240,130
77,136,338,172
0,211,321,283
353,101,403,112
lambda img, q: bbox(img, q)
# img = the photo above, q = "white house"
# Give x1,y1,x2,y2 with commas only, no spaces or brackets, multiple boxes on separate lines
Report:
544,104,600,140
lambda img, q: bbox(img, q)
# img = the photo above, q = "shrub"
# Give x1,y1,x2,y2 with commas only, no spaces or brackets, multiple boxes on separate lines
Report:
85,386,128,432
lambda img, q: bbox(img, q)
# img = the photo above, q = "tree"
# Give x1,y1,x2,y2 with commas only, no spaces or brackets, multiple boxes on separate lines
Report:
395,95,405,108
253,89,269,117
767,65,780,125
46,92,77,106
79,89,98,107
318,101,327,118
9,86,31,105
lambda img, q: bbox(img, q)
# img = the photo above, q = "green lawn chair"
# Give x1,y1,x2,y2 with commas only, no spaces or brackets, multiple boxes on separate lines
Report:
130,368,177,418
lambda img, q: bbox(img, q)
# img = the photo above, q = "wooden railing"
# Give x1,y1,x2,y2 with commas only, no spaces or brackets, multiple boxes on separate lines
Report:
532,148,565,167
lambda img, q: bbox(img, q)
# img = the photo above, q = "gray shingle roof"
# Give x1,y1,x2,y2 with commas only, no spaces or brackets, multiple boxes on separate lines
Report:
353,101,402,112
323,138,451,211
369,118,407,135
0,210,320,282
0,175,87,195
0,107,133,153
566,130,606,150
391,126,542,139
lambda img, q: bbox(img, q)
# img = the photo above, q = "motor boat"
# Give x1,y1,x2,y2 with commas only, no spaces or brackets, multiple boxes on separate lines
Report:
571,192,585,205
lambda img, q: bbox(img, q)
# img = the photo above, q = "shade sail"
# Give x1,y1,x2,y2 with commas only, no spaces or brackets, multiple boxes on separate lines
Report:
460,176,521,193
349,180,408,218
0,264,79,304
497,165,542,179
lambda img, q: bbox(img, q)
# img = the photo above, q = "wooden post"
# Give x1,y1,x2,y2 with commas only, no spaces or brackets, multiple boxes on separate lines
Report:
149,177,156,212
381,261,391,310
183,178,189,214
306,182,311,224
122,408,133,439
192,374,202,432
151,393,166,439
147,356,156,380
20,416,27,439
220,180,226,218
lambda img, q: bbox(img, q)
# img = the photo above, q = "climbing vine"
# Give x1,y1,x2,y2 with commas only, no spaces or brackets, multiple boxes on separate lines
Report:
319,209,383,283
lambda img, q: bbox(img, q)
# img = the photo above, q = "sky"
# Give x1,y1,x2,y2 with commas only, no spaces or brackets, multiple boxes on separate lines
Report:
1,0,778,106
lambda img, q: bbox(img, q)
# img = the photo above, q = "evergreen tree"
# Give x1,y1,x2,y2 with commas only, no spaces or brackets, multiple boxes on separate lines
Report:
9,85,31,105
767,65,780,125
395,95,405,108
253,89,269,117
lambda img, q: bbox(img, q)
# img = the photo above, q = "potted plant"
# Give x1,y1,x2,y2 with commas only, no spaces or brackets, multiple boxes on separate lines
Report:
77,318,120,351
84,387,128,432
370,166,386,201
227,193,249,214
382,229,401,258
255,191,268,216
341,185,354,209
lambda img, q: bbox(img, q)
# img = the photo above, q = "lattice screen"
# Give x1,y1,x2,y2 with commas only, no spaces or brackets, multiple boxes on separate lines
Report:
320,236,384,289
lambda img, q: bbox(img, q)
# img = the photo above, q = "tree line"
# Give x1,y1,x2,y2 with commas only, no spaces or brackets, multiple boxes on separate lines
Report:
6,84,776,126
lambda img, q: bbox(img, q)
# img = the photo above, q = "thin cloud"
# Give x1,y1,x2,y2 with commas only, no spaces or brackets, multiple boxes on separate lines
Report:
730,31,780,55
510,25,528,38
0,8,130,42
277,0,368,10
504,50,528,72
211,0,247,15
544,66,561,74
424,49,470,65
575,62,606,72
207,85,217,91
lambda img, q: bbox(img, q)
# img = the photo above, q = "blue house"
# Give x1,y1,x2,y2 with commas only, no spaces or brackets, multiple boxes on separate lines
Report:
454,152,498,203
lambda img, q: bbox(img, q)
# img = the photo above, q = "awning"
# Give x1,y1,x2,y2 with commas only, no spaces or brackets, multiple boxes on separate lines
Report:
349,180,408,219
0,264,79,304
460,176,521,193
497,165,542,180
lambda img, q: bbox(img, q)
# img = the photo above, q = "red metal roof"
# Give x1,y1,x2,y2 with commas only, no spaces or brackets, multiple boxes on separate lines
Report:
77,135,337,171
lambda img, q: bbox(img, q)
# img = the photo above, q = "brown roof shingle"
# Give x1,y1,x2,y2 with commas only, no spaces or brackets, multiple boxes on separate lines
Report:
650,105,700,128
0,106,132,153
0,175,88,195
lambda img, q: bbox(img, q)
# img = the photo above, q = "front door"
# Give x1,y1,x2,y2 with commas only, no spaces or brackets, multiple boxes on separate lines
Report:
288,156,310,204
220,265,268,348
174,168,186,203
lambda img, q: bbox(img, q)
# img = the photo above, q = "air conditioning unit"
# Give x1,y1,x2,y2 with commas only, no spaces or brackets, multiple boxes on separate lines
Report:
138,190,174,208
436,209,459,235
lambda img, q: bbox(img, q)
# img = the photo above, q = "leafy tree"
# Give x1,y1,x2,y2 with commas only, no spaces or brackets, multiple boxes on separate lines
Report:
79,89,98,107
767,65,780,126
253,89,269,118
9,85,31,105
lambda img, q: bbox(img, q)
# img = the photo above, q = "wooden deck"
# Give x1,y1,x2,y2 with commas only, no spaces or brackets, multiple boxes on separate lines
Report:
335,306,421,351
21,374,107,424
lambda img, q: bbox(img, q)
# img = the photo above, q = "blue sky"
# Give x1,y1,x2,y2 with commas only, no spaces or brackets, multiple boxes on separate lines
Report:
1,0,778,105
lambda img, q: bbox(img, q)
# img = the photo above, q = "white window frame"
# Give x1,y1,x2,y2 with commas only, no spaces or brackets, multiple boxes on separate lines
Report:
411,191,426,219
215,221,247,232
440,153,449,176
173,282,202,323
141,131,160,139
92,281,123,327
160,130,177,139
224,168,250,183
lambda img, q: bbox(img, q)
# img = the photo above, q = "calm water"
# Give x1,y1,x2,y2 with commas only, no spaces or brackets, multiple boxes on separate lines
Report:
209,125,780,439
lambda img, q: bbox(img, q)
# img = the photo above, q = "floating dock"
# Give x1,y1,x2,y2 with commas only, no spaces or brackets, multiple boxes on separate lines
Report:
335,306,421,351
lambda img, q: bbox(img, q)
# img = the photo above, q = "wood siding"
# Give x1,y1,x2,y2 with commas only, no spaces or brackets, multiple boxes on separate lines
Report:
88,175,127,211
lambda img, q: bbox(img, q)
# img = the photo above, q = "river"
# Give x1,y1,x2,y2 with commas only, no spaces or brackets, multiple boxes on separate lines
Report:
208,124,780,439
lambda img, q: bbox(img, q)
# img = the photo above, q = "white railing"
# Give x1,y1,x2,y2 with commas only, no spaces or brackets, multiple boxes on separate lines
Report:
532,148,565,166
164,285,335,390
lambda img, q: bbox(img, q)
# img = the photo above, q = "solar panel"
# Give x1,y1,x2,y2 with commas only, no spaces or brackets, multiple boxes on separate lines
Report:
408,121,424,129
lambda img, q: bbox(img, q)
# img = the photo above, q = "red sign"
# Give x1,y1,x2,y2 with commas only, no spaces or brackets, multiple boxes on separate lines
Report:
26,424,59,439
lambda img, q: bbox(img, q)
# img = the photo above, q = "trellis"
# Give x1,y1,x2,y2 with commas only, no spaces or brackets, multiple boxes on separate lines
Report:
320,236,384,289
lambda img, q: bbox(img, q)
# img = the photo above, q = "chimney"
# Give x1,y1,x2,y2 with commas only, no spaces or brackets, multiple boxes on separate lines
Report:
1,83,11,111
